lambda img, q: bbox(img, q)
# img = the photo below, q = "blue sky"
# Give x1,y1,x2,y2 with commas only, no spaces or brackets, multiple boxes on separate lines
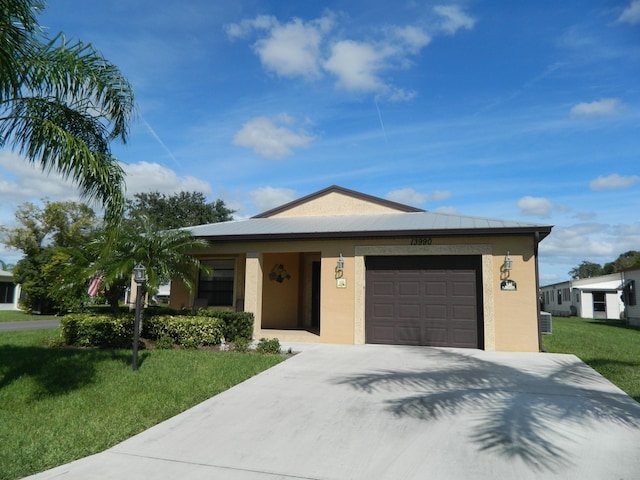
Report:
0,0,639,283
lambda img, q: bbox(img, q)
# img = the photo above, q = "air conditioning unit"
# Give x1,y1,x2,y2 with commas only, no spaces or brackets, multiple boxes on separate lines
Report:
539,311,552,334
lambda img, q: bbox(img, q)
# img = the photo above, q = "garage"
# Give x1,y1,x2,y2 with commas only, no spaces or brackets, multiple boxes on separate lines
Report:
365,256,483,348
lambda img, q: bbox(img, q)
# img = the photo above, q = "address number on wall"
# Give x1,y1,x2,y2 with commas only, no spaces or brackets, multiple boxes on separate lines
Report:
410,237,433,245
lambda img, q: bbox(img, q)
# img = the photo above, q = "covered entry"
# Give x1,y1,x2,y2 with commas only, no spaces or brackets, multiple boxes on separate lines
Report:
365,256,483,348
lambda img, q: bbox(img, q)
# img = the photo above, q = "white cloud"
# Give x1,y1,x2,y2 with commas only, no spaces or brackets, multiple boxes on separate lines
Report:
570,98,623,117
249,186,297,213
434,206,459,215
517,196,555,217
589,173,640,191
618,0,640,25
226,13,334,79
391,25,432,53
324,40,390,92
224,15,279,39
0,151,80,201
122,161,212,197
232,116,315,160
539,222,640,259
254,17,331,79
433,5,477,34
226,10,440,101
386,188,451,205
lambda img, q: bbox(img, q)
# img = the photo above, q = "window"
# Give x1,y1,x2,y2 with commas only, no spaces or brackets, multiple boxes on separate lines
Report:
557,290,562,305
0,282,15,304
197,259,235,307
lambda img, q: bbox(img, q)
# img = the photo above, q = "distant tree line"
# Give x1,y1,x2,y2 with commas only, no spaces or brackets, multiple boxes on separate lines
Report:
569,251,640,280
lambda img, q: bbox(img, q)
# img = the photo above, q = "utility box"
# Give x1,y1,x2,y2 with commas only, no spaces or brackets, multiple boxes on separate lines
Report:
540,311,552,334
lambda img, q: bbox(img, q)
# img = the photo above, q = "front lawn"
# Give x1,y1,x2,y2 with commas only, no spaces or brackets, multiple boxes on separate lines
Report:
0,329,286,480
542,317,640,402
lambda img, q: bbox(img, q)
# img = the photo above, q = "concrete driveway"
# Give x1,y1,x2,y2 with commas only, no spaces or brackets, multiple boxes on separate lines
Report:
26,344,640,480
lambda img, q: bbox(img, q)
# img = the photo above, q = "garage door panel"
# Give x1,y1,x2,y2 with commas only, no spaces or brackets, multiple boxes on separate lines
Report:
372,303,394,318
398,304,421,318
425,281,447,296
452,305,476,320
372,281,395,296
398,281,420,296
370,325,395,344
366,256,482,348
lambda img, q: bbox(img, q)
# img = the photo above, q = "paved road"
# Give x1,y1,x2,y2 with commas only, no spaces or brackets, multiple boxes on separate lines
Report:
25,344,640,480
0,319,60,332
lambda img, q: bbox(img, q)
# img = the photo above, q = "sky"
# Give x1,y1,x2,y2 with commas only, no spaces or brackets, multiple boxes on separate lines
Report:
0,0,639,283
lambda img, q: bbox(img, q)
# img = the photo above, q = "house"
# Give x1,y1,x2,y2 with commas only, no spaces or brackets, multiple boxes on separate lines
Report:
170,186,553,352
540,271,637,322
621,266,639,326
0,269,21,311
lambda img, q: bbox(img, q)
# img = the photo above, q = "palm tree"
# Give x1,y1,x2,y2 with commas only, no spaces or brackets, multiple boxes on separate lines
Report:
90,216,210,311
0,0,134,230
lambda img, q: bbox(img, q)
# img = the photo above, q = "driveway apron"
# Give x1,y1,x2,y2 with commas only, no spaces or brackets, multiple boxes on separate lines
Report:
26,344,640,480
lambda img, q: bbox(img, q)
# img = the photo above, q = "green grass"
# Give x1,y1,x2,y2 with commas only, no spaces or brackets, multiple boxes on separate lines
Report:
0,329,286,480
0,310,57,322
542,317,640,402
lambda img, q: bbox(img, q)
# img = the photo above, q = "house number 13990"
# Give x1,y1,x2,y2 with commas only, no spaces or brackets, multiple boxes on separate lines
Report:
410,237,432,245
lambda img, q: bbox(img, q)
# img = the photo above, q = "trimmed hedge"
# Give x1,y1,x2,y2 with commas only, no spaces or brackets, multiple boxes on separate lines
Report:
60,310,253,349
145,315,224,349
61,314,134,348
195,310,254,341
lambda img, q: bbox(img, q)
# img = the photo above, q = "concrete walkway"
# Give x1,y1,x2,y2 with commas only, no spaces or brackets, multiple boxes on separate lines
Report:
26,344,640,480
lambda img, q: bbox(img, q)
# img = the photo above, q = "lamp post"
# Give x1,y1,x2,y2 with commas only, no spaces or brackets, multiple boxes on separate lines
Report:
132,263,147,371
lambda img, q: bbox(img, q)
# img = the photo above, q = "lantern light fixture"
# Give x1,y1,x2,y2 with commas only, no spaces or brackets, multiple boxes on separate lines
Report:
504,251,513,271
133,263,147,285
336,254,345,273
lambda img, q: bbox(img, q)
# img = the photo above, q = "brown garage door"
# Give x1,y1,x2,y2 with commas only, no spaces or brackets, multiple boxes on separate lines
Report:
365,256,483,348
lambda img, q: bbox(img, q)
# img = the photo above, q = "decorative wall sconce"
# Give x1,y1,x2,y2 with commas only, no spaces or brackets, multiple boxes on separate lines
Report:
269,264,291,283
504,251,513,271
335,253,345,278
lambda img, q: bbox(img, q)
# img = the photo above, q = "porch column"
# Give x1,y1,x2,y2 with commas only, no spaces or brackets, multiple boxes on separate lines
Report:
244,252,263,339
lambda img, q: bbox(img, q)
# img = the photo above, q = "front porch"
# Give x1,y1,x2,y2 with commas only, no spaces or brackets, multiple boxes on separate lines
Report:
255,328,321,343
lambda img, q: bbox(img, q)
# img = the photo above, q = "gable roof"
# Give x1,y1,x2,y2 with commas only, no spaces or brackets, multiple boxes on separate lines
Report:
252,185,424,218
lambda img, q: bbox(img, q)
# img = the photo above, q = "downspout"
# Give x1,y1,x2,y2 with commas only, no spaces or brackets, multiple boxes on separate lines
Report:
534,231,544,352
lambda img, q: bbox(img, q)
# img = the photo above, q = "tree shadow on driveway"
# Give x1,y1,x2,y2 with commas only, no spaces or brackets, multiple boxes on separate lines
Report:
335,348,640,473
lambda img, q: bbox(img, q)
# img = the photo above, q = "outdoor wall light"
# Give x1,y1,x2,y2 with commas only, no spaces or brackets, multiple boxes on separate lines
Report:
336,253,345,274
504,251,513,271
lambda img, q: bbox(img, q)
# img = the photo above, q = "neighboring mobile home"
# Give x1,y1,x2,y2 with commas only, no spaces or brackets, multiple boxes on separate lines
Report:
0,269,20,311
540,271,637,322
170,186,553,352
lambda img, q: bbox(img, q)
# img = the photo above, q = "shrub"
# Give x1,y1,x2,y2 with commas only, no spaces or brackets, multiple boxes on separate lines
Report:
232,336,251,353
146,315,224,349
61,314,134,348
194,310,254,341
154,335,175,350
256,337,281,355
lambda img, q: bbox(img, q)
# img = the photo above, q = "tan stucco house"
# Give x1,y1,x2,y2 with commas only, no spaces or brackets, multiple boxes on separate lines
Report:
170,186,553,352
